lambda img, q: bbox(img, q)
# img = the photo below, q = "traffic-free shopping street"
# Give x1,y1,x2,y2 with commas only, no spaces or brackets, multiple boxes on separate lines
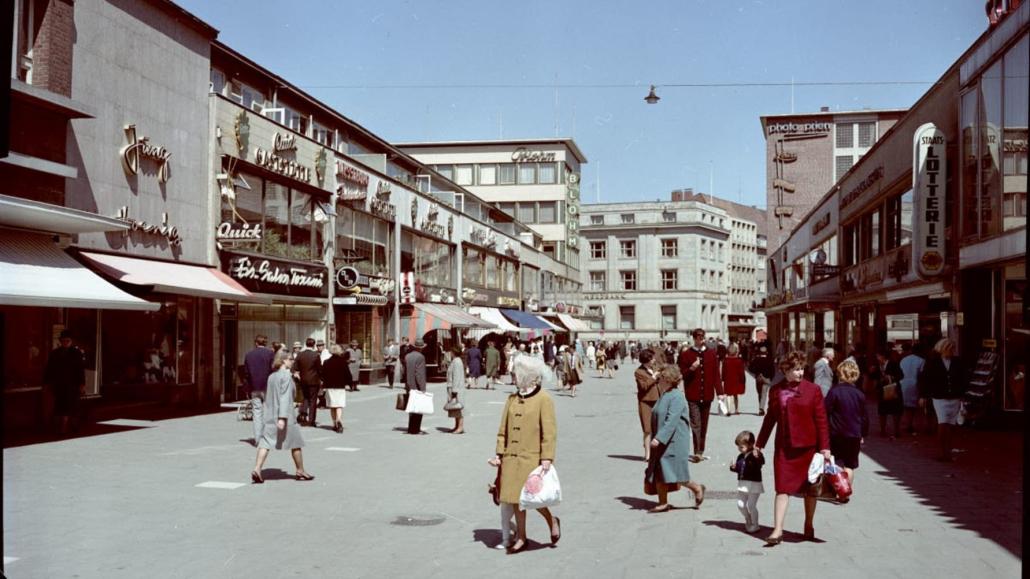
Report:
3,369,1021,578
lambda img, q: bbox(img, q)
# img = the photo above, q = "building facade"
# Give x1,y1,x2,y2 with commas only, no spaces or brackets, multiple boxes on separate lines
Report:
579,198,732,342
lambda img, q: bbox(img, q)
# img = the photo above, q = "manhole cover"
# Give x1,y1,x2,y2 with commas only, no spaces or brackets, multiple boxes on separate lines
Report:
391,514,446,527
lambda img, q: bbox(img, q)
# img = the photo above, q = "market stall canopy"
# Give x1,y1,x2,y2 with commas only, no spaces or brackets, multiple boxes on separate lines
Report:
77,251,255,302
501,309,561,331
549,313,592,332
0,230,158,310
468,306,523,333
399,303,496,342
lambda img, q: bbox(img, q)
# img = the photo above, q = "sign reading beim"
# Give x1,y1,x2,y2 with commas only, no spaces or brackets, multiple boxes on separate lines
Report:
912,123,946,278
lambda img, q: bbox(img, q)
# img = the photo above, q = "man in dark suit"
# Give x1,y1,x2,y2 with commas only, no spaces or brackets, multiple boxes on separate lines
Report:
405,340,428,434
242,334,275,444
44,330,86,435
399,337,412,387
678,328,723,462
294,338,323,426
748,343,775,416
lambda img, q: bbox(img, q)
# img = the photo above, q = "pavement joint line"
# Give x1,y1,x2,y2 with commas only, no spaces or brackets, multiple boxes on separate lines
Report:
195,481,247,490
325,447,361,452
97,418,158,428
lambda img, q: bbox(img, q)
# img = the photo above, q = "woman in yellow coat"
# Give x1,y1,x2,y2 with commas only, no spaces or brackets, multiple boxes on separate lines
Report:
489,355,560,554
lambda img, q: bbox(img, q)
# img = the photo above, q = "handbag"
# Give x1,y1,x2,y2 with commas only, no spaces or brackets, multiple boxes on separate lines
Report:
488,465,502,506
395,392,408,411
520,465,561,509
405,389,434,415
883,381,900,402
443,389,463,411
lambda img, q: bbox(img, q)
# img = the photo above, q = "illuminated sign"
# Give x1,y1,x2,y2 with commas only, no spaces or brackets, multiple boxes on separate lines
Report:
912,123,947,278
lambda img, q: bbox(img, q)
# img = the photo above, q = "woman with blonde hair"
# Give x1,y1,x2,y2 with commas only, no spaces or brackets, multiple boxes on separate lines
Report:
488,355,560,554
919,338,967,461
824,359,868,495
251,351,314,483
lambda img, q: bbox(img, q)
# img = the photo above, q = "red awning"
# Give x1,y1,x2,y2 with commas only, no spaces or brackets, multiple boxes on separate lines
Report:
77,251,255,301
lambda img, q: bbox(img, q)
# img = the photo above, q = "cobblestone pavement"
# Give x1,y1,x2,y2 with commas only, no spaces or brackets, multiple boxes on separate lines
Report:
3,367,1022,578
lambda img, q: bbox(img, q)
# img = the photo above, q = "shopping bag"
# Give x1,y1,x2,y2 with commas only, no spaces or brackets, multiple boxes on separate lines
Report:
405,390,434,415
520,465,561,510
807,453,826,484
825,458,852,499
717,397,729,416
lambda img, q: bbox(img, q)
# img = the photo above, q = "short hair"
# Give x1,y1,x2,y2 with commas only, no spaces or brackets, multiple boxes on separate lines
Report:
692,328,705,338
450,346,462,357
254,335,268,347
735,430,756,447
658,364,681,389
934,338,956,357
330,344,344,356
822,347,835,358
639,350,655,365
305,338,316,348
272,350,291,369
728,343,740,356
778,350,807,372
836,359,861,384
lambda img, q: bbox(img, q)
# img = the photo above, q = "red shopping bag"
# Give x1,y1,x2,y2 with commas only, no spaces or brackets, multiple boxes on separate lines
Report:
825,459,852,499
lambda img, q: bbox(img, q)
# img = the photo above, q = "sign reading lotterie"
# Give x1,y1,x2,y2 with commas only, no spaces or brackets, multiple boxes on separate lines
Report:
912,123,946,278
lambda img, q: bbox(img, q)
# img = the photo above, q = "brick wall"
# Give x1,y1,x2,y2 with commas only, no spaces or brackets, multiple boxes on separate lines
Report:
31,0,75,97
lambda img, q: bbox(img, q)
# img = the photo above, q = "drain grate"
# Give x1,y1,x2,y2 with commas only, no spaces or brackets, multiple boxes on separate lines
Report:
391,514,447,527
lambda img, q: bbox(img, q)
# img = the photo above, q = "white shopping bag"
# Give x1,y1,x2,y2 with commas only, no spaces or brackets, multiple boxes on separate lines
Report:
405,390,434,415
807,452,826,484
716,397,729,416
519,465,562,510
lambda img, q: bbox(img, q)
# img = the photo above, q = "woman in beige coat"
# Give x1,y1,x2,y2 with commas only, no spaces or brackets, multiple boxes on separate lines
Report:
488,355,560,554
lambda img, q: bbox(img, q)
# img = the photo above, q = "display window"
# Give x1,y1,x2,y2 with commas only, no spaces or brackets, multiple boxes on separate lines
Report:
101,296,196,387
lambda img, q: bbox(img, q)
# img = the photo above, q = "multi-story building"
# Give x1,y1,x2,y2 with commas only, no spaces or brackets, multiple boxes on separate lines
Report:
395,139,586,315
761,107,906,250
674,189,768,341
579,198,731,342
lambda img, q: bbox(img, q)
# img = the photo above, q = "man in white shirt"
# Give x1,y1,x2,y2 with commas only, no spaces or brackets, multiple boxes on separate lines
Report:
813,347,835,396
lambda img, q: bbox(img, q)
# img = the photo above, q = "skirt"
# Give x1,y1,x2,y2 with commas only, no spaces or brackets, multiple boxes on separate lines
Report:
933,398,962,425
325,388,347,408
830,435,861,469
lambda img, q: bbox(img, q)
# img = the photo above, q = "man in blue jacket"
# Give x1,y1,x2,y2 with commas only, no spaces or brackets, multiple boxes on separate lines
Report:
243,335,275,445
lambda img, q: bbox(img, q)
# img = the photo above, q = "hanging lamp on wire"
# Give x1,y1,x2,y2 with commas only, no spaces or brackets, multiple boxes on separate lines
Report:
644,85,660,104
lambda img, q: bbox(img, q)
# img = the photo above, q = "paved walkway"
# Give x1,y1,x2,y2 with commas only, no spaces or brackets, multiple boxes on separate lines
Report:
3,367,1022,578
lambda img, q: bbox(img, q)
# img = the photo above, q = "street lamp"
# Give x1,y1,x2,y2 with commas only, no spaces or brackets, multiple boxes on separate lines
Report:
644,85,660,104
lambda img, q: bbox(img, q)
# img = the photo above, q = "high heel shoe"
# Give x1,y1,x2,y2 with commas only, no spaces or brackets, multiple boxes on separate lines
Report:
695,484,707,508
764,534,783,546
506,539,527,555
550,517,561,545
251,471,263,484
295,472,315,481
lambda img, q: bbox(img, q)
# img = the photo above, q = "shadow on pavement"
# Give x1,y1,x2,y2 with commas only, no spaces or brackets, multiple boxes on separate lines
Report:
607,454,646,462
616,495,656,510
472,528,503,549
857,402,1023,558
254,468,293,482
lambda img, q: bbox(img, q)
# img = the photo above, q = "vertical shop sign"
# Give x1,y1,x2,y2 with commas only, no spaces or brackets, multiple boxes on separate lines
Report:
565,171,580,249
912,123,947,278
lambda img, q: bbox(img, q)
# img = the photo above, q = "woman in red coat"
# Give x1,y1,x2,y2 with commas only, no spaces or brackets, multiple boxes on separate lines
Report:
721,343,747,415
755,351,831,545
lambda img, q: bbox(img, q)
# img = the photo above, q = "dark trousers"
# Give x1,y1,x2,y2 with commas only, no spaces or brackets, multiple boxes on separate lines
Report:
301,385,320,425
407,411,423,434
385,364,396,388
687,399,712,455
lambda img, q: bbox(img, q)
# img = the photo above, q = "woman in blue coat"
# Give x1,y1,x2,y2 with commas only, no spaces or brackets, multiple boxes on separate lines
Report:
645,365,706,512
250,351,314,483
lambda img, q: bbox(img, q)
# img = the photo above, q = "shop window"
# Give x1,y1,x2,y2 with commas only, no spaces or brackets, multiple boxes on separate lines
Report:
502,259,517,292
538,164,557,184
589,271,605,291
620,239,636,258
538,201,557,224
402,231,453,289
1002,33,1028,232
479,164,497,185
885,189,914,250
621,270,637,291
101,296,196,388
499,163,516,185
454,165,474,186
619,306,635,330
463,247,484,287
662,269,678,290
960,89,980,238
290,190,320,261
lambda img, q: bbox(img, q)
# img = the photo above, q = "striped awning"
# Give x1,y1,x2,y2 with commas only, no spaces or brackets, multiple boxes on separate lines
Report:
557,314,592,332
399,303,495,342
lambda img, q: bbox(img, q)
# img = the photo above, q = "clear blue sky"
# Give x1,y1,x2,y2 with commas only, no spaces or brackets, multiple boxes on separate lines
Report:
178,0,987,209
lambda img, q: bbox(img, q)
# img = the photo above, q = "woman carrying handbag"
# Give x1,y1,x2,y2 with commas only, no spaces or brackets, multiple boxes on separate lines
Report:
445,346,465,434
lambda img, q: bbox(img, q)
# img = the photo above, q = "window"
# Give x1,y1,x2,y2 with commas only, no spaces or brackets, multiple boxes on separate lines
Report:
661,238,678,257
836,123,854,148
663,211,676,223
102,296,197,387
436,165,454,181
589,240,606,259
858,122,876,147
538,164,557,184
870,208,881,257
498,202,515,217
485,254,499,289
621,213,635,224
538,201,557,224
463,247,484,286
589,271,606,291
980,60,1004,237
835,155,854,181
312,122,332,147
542,242,556,260
401,231,453,289
590,215,604,225
1002,34,1029,232
210,69,226,95
843,222,858,267
284,106,308,134
661,269,678,290
621,270,637,291
498,164,516,185
620,240,636,258
885,189,914,250
661,305,677,330
454,165,474,186
478,164,497,185
518,164,536,184
619,306,635,330
700,269,708,289
518,203,536,224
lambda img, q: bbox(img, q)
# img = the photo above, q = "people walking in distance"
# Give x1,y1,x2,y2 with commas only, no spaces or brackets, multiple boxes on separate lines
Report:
242,334,275,445
899,342,926,436
543,336,555,367
398,337,412,385
870,349,903,440
585,342,596,372
321,344,350,433
383,339,399,389
290,341,303,360
271,341,284,357
445,346,466,434
813,347,836,397
645,364,706,513
722,343,746,416
502,340,515,385
485,339,502,389
605,343,619,377
345,340,363,392
619,341,628,366
510,343,527,385
678,328,724,462
489,355,560,554
251,351,314,483
824,359,868,496
755,351,831,545
564,346,582,397
316,339,330,363
44,329,86,435
293,338,323,427
596,343,608,378
919,339,967,462
635,350,661,461
404,340,428,435
465,340,483,389
730,431,765,533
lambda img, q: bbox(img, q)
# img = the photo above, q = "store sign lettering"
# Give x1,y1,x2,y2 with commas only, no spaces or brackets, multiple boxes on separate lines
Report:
811,212,831,236
273,132,297,153
115,206,181,246
121,124,172,183
912,123,947,278
335,161,371,189
254,148,312,182
841,166,884,210
566,172,581,249
370,181,396,220
511,147,556,163
767,121,832,135
217,221,262,242
230,256,324,289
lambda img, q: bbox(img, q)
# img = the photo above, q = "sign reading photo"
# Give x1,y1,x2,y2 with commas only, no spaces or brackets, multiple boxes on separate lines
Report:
912,123,946,278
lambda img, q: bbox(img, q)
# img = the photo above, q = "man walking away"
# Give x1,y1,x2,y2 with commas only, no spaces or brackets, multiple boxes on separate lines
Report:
399,337,412,387
813,347,835,397
384,339,399,389
748,344,775,416
243,335,275,445
44,330,86,435
678,328,723,462
294,338,323,426
405,340,428,434
346,340,363,391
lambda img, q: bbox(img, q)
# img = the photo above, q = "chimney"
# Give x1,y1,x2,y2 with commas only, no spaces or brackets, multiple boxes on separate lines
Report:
820,106,830,112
